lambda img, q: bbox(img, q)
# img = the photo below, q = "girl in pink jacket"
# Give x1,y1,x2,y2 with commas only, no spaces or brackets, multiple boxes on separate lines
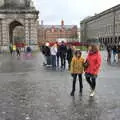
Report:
85,44,102,97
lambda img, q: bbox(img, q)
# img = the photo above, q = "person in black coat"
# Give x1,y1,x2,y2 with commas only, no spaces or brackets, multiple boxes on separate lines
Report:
112,45,117,62
44,43,51,65
117,45,120,62
59,41,67,69
67,44,73,70
16,47,21,56
26,46,32,53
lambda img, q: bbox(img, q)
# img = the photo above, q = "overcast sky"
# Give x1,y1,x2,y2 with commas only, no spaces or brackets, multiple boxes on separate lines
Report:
34,0,120,26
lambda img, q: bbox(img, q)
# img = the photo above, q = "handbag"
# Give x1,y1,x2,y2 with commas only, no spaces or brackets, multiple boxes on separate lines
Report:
83,60,89,70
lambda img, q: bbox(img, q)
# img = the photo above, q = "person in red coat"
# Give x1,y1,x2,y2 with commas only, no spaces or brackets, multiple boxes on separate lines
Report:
85,44,102,97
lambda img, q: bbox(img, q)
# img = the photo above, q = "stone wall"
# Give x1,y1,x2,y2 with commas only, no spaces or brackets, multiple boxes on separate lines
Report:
80,5,120,45
0,11,38,50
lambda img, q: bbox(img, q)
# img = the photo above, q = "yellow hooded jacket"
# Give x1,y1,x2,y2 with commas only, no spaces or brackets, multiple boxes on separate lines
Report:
70,56,84,74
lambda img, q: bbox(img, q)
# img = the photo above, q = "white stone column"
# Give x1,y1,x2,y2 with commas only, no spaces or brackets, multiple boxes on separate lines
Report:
1,20,9,46
0,21,2,46
25,19,30,45
30,19,38,45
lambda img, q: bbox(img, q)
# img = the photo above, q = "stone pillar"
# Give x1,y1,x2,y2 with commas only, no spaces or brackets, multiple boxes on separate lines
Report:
0,21,2,46
1,20,8,46
24,13,39,50
25,19,30,45
30,19,38,45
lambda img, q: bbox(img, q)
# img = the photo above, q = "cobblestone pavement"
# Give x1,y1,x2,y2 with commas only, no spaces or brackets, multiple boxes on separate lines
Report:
0,51,120,120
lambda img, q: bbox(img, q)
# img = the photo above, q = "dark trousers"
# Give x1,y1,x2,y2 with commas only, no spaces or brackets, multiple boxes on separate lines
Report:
51,55,56,68
71,74,83,93
67,58,72,70
16,51,20,56
46,56,51,65
57,56,59,67
60,56,66,69
107,52,111,63
85,73,97,91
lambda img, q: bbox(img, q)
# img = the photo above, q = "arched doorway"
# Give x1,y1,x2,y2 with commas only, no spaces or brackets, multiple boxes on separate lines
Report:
9,21,25,46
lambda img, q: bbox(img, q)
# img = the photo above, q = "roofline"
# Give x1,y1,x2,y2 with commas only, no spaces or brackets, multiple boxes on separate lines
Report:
0,9,39,14
38,25,78,29
80,4,120,24
39,24,78,26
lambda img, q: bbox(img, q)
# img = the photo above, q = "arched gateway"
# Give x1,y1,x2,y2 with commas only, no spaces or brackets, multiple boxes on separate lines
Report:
0,0,39,50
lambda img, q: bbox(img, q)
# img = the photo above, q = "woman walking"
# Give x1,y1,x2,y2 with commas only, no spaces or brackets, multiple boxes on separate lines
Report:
85,44,102,97
70,50,85,96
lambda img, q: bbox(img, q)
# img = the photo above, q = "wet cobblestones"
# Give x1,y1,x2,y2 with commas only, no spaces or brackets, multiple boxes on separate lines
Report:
0,52,120,120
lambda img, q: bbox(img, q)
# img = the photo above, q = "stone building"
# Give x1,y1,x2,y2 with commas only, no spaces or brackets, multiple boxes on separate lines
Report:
38,20,78,44
80,4,120,45
0,0,39,50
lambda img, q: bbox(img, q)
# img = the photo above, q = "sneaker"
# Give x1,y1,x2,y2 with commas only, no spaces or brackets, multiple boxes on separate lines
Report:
70,92,74,96
90,91,95,97
89,88,92,93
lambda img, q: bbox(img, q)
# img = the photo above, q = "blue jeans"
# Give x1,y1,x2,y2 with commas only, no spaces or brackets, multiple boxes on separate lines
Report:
46,56,51,65
51,55,56,68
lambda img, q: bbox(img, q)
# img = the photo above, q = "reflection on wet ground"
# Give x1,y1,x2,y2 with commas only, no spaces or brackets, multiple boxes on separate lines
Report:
0,52,120,120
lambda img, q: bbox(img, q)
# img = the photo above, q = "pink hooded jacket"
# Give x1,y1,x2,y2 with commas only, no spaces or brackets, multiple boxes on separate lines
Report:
85,51,102,75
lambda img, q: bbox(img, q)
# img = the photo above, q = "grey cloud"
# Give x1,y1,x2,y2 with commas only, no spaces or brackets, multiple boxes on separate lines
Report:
34,0,120,26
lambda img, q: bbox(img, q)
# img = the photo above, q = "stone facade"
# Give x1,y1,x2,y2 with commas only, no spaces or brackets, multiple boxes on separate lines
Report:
38,20,78,44
80,4,120,45
0,0,39,50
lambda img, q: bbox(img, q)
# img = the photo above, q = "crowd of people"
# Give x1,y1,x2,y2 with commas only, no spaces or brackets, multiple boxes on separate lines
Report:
41,42,102,97
41,41,75,70
106,45,120,64
9,44,32,57
9,44,21,56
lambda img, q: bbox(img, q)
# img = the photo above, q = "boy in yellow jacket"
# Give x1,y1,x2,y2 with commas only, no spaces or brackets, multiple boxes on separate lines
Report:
70,50,84,96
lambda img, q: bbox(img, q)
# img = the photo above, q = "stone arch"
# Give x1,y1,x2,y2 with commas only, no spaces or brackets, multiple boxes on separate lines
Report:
7,19,24,26
0,2,39,51
9,20,24,44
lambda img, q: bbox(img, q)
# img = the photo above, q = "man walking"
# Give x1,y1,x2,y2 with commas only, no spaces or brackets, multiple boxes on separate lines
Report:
59,41,67,70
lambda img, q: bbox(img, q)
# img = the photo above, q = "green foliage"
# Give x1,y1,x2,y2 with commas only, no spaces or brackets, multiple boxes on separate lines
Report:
76,46,88,51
